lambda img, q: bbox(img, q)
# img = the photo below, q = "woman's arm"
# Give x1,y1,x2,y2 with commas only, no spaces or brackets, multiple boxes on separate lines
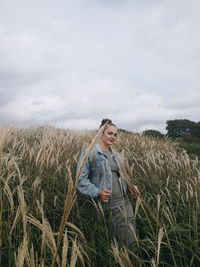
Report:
76,150,101,199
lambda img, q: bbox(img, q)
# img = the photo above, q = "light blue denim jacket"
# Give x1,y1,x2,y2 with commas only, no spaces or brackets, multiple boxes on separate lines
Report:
76,143,128,199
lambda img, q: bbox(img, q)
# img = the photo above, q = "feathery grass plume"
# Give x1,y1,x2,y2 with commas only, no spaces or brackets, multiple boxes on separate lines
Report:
13,160,26,186
27,215,60,265
150,258,156,267
51,167,75,266
156,227,164,266
110,241,124,266
157,194,161,214
134,197,141,217
61,229,68,267
25,243,36,267
36,192,46,264
110,240,134,267
2,178,14,211
69,238,78,267
17,186,27,236
0,125,14,152
121,248,135,267
65,222,90,266
65,222,85,240
15,235,28,267
31,176,41,191
9,207,21,238
61,223,89,267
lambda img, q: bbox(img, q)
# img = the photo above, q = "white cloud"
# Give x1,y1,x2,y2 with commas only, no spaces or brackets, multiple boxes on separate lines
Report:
0,0,200,133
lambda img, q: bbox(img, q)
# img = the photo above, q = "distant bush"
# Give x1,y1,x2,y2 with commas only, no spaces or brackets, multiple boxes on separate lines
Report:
178,139,200,159
142,129,164,138
182,136,200,143
166,119,200,137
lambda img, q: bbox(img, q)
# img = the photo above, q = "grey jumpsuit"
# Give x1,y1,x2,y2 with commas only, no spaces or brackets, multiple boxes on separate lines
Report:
102,150,136,247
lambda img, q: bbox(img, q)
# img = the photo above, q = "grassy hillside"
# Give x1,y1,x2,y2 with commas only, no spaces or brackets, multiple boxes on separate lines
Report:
177,136,200,159
0,126,200,266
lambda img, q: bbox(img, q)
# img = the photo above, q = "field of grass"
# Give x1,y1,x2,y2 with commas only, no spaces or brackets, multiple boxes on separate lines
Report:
0,125,200,266
177,136,200,159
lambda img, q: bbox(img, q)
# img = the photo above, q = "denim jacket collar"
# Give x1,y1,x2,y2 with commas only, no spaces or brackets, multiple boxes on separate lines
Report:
96,143,116,157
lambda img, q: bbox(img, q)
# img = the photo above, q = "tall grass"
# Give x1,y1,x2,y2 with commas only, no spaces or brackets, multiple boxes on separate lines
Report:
0,126,90,266
0,125,200,266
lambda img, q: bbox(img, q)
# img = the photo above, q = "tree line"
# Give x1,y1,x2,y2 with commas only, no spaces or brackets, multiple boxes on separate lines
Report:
143,119,200,138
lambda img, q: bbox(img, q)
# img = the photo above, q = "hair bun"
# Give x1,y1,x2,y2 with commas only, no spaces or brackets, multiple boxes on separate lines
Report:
101,119,112,125
99,118,115,128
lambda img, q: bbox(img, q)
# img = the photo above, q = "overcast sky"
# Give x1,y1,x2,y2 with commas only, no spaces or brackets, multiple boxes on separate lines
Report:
0,0,199,133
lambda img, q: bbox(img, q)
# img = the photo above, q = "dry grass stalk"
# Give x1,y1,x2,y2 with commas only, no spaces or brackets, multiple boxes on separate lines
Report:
111,240,134,267
13,160,26,186
36,192,46,264
15,235,28,267
156,227,164,266
134,197,141,217
10,207,20,238
27,215,59,264
51,167,75,266
122,249,135,267
69,238,78,267
2,178,14,211
150,258,156,267
17,186,27,236
32,176,41,191
61,229,68,267
65,222,85,240
25,243,36,267
0,125,14,152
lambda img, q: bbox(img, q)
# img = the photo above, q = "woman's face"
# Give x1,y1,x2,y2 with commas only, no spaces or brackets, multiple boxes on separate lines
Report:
101,125,118,147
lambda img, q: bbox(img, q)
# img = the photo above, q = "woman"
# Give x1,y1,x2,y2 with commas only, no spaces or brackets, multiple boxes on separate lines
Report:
76,119,139,248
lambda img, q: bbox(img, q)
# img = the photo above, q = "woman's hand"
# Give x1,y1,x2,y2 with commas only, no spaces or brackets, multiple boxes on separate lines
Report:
99,189,112,202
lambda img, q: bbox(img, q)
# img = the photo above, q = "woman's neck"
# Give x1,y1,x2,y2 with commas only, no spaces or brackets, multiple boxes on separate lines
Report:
99,141,110,152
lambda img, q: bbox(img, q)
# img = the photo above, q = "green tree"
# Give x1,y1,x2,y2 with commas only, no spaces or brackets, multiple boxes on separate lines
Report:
142,129,164,138
166,119,200,137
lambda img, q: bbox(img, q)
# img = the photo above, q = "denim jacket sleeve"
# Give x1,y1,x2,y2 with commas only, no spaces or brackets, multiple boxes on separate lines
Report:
76,150,101,199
